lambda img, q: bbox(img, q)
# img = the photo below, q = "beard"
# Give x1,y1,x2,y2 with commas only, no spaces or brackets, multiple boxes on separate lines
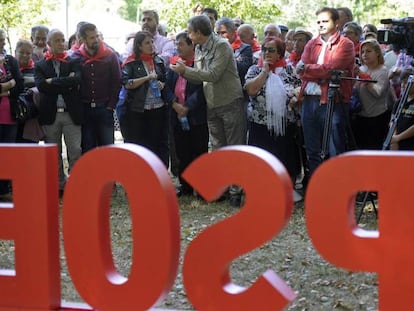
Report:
86,41,100,55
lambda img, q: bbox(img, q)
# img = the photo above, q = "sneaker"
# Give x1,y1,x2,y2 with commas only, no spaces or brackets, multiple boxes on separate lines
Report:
293,190,303,203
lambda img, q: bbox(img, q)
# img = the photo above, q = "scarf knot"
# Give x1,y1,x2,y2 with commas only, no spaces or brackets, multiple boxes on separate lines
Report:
169,55,195,66
44,50,68,63
79,43,112,64
19,59,35,71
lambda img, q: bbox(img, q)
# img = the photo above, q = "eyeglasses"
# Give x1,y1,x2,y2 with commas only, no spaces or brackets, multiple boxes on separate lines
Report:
262,46,277,53
217,31,228,35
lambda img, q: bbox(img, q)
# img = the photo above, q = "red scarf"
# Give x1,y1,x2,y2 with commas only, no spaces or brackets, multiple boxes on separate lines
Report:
79,43,112,64
140,53,156,71
169,55,195,66
358,72,372,80
231,33,242,51
257,57,287,72
288,51,301,67
19,59,35,71
44,49,69,63
251,38,261,52
122,53,136,68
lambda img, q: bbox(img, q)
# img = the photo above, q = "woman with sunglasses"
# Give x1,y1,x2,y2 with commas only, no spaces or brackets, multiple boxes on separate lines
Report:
244,36,301,182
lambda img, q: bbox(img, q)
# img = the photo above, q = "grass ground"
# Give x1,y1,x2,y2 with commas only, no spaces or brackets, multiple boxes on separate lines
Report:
0,185,378,310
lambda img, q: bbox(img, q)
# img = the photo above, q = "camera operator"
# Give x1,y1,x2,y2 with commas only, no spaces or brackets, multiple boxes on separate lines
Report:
296,7,355,179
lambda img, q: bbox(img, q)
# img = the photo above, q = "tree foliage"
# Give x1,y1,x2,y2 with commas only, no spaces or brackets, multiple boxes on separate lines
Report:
119,0,143,23
121,0,413,37
0,0,57,52
137,0,281,35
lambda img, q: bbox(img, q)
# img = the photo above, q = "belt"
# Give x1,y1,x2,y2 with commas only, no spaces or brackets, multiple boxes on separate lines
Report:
57,108,67,113
88,102,105,108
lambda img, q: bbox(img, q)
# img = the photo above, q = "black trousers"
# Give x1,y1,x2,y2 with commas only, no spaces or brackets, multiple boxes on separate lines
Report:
124,106,169,167
174,122,209,194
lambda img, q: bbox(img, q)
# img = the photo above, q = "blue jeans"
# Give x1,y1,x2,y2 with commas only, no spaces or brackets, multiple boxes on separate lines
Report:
301,96,348,175
82,106,114,153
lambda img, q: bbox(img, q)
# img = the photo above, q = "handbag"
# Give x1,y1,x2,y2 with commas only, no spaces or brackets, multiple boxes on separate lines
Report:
12,89,38,122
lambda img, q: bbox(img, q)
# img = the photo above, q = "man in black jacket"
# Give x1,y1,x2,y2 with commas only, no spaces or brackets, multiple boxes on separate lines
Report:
35,29,84,197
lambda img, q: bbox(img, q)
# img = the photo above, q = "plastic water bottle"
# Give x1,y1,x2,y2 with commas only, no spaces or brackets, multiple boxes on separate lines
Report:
150,79,161,98
180,116,190,131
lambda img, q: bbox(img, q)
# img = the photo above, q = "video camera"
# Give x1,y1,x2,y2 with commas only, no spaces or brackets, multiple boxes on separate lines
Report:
377,17,414,55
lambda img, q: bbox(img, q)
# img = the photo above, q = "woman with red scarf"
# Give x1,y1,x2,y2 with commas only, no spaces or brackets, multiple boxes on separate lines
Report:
121,31,174,167
15,39,42,143
0,30,25,199
244,37,301,181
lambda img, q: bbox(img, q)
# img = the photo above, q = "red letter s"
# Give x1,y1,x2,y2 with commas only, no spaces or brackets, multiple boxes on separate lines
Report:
182,146,297,310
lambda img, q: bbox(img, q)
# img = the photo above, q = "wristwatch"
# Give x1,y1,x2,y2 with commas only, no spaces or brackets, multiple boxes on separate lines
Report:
128,79,134,86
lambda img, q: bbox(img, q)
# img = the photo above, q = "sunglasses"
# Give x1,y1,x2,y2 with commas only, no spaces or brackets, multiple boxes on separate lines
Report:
262,46,277,53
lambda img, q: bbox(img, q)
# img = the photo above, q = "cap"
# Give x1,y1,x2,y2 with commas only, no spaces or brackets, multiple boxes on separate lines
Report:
278,25,288,32
293,27,313,40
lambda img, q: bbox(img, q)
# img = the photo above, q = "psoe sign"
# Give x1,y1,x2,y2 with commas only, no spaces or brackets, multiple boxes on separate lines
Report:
0,144,411,310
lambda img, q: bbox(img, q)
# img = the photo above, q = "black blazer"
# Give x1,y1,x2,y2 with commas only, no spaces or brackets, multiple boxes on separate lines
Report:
166,66,207,127
34,56,84,125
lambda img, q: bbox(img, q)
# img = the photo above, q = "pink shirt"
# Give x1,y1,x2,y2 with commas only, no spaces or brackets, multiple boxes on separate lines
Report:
0,95,14,124
0,65,14,124
174,75,187,104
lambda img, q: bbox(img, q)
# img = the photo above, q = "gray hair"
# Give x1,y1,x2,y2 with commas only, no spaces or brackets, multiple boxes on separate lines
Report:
215,17,236,33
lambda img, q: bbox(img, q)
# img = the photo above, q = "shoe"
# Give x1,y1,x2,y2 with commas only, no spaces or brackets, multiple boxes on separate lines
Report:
293,190,303,203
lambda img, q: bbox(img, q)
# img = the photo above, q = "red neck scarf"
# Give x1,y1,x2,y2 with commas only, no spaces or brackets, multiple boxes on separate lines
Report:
257,57,287,72
231,33,242,51
288,51,301,67
141,53,155,71
79,42,112,64
19,59,35,71
44,49,69,63
251,38,261,52
122,53,136,68
169,54,195,66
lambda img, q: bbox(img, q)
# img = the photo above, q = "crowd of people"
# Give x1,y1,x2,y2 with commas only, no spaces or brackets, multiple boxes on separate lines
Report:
0,5,413,205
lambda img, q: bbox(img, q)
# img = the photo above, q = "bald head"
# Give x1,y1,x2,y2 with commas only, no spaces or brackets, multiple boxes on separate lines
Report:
264,24,281,39
237,24,255,45
47,29,65,54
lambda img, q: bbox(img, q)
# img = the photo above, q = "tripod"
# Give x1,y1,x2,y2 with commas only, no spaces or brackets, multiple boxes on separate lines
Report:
356,73,414,223
320,71,343,160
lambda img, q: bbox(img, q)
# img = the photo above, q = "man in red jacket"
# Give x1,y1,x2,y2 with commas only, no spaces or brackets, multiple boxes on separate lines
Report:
296,7,355,177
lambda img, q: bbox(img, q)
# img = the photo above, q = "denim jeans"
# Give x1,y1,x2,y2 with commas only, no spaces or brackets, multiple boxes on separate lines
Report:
301,96,348,175
82,106,114,153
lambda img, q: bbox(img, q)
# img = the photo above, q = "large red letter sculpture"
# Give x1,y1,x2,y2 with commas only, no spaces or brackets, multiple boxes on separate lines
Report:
182,146,297,310
306,151,414,311
0,145,60,310
63,144,180,311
